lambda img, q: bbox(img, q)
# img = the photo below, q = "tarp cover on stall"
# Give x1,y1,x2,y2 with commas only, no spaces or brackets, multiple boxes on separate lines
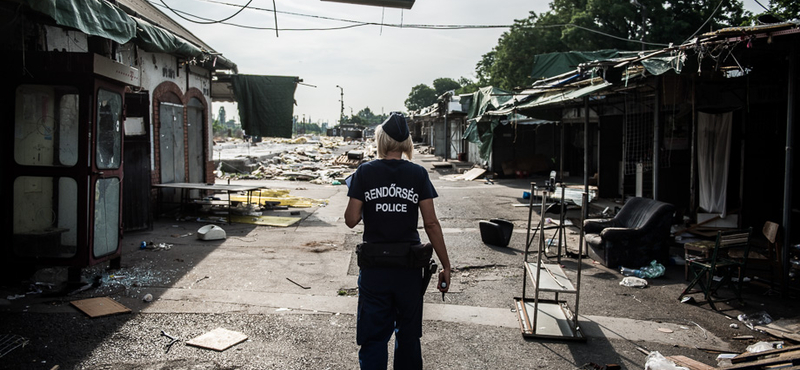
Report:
22,0,137,45
464,86,514,160
232,75,298,138
133,18,204,58
531,50,637,80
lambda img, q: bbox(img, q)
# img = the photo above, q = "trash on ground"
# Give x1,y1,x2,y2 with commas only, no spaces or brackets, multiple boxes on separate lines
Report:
0,334,29,358
186,328,248,352
197,224,226,240
746,341,783,353
644,351,688,370
619,276,648,288
738,311,774,330
751,317,800,342
620,260,665,279
70,297,131,318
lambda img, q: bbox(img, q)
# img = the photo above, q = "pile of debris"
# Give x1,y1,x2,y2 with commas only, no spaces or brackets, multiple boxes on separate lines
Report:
215,136,375,184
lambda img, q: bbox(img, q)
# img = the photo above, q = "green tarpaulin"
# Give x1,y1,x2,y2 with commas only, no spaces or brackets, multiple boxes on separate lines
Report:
133,18,204,58
23,0,136,45
464,86,514,160
232,75,298,138
530,50,639,80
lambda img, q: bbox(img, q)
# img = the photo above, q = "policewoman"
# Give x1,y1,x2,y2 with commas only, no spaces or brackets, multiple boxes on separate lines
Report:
345,112,451,369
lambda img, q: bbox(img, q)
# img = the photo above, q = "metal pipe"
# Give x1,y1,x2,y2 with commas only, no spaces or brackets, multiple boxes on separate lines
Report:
783,44,796,296
690,76,697,215
584,96,590,218
653,77,661,200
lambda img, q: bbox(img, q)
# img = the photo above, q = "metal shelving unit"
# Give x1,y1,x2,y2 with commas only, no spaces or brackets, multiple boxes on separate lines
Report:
514,182,586,341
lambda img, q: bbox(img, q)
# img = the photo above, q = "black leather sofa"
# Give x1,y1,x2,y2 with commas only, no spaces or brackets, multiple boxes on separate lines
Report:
584,197,675,269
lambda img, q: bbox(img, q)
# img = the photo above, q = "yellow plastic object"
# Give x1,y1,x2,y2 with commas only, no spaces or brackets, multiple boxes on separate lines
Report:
229,188,328,208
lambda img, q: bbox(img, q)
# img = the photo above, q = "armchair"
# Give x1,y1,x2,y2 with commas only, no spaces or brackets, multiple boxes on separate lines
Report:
584,197,675,268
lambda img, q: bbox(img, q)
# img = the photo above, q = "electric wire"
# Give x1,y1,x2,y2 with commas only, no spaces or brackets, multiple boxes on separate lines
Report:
148,1,667,47
159,0,254,24
683,0,726,43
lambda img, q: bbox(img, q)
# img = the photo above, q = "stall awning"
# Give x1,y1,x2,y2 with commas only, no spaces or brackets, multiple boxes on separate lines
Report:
23,0,136,44
531,50,638,80
133,17,204,58
491,82,612,116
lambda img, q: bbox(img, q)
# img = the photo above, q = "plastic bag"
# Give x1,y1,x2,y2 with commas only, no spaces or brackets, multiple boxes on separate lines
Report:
746,341,783,353
620,276,648,288
620,260,665,279
645,351,689,370
737,311,773,330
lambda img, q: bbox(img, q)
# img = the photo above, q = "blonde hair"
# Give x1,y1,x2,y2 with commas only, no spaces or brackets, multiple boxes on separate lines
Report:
375,124,413,160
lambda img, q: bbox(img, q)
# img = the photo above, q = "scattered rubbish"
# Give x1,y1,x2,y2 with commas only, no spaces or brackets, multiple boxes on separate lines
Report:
619,260,665,279
276,308,291,312
229,215,300,227
715,353,737,367
142,293,153,302
171,233,193,238
644,351,688,370
68,276,102,295
738,311,774,330
746,341,783,353
752,317,800,342
680,296,696,304
619,276,648,288
441,167,486,182
6,294,25,300
197,224,226,240
730,323,739,329
70,297,131,318
732,335,754,340
186,328,248,352
725,343,800,368
147,242,172,251
657,328,673,333
160,330,180,353
0,334,29,358
581,362,620,370
286,277,310,289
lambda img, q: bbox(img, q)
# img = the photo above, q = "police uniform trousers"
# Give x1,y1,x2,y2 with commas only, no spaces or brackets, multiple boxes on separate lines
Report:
357,266,423,370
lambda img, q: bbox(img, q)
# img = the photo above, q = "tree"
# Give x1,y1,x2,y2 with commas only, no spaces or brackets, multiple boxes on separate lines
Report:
750,0,800,23
404,84,437,111
455,76,481,95
476,0,748,90
432,78,462,96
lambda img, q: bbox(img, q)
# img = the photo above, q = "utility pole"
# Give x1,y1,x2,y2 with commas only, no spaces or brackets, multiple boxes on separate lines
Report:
336,85,344,125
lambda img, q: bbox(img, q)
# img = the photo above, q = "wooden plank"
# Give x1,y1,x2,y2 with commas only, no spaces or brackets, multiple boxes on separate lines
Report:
186,328,248,351
725,350,800,369
731,345,800,363
667,355,715,370
70,297,131,318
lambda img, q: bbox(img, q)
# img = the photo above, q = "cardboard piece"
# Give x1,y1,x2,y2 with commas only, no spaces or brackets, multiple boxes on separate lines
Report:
229,215,301,227
186,328,248,351
70,297,131,318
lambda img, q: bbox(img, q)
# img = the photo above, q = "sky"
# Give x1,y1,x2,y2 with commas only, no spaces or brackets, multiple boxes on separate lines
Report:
156,0,767,128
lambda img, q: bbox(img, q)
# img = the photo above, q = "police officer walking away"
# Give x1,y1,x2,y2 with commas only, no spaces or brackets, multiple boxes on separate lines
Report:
344,112,451,369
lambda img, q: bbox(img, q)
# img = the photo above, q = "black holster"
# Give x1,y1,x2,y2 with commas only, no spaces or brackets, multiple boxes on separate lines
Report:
356,242,433,269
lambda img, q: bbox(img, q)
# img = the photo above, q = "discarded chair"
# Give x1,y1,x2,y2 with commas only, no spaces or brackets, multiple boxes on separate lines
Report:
679,228,753,310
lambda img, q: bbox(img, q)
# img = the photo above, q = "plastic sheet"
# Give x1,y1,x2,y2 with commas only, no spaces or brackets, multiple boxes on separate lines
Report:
644,351,689,370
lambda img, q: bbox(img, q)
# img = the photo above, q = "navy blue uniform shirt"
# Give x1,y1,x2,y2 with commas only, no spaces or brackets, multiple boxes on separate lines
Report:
347,159,438,243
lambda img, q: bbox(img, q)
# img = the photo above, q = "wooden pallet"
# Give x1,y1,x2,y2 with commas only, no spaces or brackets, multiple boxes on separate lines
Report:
726,345,800,369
